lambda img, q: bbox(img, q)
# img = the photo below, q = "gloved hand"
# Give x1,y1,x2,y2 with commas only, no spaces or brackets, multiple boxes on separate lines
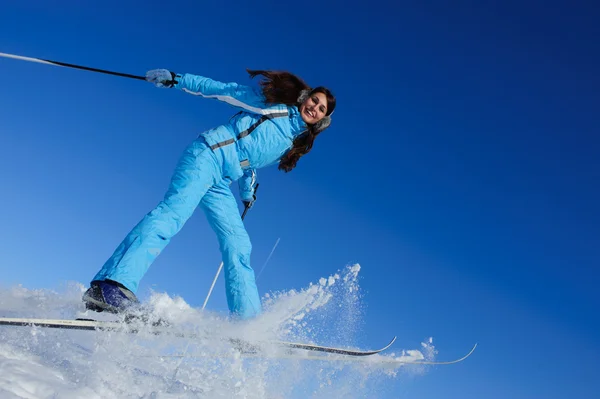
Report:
145,69,178,88
243,194,256,210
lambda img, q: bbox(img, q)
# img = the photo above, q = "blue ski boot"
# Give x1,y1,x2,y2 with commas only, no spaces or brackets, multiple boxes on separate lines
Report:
82,280,139,314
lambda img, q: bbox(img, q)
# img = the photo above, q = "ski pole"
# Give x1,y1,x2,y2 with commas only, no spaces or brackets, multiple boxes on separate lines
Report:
202,184,259,309
0,51,146,81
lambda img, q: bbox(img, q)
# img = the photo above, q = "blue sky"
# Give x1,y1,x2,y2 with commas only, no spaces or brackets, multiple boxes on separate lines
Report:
1,0,598,397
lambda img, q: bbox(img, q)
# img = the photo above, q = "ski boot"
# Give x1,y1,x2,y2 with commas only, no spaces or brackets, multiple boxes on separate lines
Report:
82,280,139,314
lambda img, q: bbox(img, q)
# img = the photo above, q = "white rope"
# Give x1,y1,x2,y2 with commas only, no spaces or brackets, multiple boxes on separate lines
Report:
202,261,223,309
0,52,56,66
257,238,280,281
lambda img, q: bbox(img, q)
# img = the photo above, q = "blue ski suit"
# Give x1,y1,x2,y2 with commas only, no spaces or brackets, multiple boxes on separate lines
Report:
91,72,309,319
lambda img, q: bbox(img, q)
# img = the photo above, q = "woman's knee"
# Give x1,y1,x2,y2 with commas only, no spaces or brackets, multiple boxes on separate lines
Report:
220,232,252,255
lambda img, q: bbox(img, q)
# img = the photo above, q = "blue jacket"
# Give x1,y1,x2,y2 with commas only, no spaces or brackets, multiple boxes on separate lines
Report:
174,73,308,201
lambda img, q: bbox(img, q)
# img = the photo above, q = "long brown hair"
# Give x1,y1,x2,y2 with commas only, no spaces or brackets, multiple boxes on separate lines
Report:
247,69,336,172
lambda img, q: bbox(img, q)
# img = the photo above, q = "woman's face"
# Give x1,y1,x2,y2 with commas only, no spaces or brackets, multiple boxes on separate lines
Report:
300,91,328,125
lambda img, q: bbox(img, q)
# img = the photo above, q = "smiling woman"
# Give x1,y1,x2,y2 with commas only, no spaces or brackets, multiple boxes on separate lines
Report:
245,69,336,172
280,87,336,172
82,67,336,320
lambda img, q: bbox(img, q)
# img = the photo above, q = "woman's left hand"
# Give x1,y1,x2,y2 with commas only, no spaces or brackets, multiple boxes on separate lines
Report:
145,69,177,88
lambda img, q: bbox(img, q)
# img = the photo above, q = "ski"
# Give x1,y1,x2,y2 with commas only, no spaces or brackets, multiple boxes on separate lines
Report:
276,336,396,356
0,317,396,357
272,343,477,365
156,343,478,365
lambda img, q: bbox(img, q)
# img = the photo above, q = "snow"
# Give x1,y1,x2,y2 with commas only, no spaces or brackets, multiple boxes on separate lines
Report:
0,265,434,398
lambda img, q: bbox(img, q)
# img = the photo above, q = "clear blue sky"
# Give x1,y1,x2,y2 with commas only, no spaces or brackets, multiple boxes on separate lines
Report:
1,1,598,397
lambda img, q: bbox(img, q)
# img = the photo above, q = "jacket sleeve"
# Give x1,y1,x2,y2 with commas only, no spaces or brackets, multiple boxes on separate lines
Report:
238,168,258,202
174,73,277,115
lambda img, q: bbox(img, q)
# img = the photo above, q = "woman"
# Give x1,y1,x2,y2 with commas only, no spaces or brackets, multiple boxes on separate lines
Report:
82,68,336,319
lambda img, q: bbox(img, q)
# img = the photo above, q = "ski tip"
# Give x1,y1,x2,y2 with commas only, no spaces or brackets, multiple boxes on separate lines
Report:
429,342,478,365
465,343,477,355
452,342,477,362
383,336,397,350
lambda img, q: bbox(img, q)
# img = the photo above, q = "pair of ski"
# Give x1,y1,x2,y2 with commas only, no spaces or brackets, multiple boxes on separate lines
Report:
0,317,476,365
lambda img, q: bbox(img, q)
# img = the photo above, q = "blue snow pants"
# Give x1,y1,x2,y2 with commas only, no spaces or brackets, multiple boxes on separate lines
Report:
92,137,261,319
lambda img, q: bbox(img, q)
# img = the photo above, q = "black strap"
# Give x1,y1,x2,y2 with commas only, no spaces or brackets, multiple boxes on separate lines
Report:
210,111,288,150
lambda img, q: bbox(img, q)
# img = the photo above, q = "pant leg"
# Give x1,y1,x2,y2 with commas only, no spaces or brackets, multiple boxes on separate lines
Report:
92,138,222,292
200,180,261,319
